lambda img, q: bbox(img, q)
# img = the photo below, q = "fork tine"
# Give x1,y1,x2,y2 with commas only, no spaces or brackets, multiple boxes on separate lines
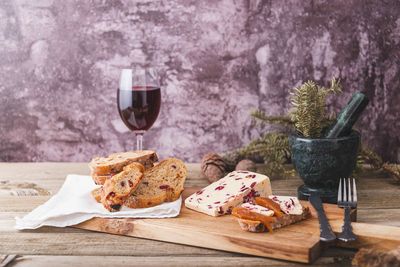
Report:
349,178,353,203
338,178,342,203
346,178,350,203
353,178,357,203
343,178,347,202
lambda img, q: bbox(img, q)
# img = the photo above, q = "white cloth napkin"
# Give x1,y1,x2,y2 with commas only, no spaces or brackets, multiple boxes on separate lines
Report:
15,174,182,230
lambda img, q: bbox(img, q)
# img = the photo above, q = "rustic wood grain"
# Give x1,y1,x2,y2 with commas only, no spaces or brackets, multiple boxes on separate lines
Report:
74,188,400,263
3,255,354,267
0,163,399,266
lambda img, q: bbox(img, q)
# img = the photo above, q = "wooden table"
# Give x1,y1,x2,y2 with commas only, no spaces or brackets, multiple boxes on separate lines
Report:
0,163,399,267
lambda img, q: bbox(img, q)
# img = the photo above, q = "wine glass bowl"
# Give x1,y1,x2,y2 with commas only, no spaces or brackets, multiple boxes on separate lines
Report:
118,68,161,150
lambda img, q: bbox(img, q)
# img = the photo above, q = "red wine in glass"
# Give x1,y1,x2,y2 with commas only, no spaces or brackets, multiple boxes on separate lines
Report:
118,68,161,150
117,86,161,131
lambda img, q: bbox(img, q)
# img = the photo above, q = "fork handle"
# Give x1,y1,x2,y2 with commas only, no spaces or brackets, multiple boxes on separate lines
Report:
338,206,357,242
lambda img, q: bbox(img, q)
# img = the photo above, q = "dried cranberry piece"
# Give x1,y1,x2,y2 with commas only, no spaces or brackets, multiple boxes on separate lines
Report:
250,182,256,188
171,165,177,169
109,192,116,197
120,181,125,187
159,184,170,190
271,196,279,201
215,186,225,191
128,180,134,187
196,189,204,195
226,206,233,214
214,201,220,204
217,207,224,214
110,204,121,211
243,189,257,203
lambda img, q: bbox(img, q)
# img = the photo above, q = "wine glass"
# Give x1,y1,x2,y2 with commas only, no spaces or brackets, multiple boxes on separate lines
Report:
117,68,161,151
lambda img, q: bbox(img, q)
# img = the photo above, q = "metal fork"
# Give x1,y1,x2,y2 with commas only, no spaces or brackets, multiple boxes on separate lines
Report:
337,178,357,242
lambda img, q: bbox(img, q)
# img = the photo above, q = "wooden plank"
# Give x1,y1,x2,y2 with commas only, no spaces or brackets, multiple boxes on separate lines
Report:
1,255,353,267
76,212,320,263
0,196,50,212
0,214,355,261
333,221,400,250
356,209,400,227
75,199,322,263
73,190,329,263
74,187,400,263
0,162,399,266
0,231,233,256
2,209,400,233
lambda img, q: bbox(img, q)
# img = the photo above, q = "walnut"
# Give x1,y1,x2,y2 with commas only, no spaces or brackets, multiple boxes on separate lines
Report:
235,159,257,172
201,153,227,183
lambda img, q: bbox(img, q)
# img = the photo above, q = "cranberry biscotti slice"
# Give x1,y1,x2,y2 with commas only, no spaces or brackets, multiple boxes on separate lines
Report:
100,162,145,211
89,150,158,184
124,158,187,209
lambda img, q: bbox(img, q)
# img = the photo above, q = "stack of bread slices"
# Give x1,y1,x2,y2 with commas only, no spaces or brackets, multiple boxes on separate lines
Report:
89,150,187,212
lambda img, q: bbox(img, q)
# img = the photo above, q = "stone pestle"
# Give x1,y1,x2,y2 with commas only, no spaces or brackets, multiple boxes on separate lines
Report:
325,92,369,138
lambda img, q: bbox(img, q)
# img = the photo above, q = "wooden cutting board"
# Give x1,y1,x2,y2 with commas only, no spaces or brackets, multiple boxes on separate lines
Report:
74,188,400,263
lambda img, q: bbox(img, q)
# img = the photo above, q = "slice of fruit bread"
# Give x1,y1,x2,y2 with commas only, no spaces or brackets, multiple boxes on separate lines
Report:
124,158,187,208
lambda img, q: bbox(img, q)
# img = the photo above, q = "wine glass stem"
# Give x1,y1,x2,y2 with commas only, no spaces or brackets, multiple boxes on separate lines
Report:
135,132,144,151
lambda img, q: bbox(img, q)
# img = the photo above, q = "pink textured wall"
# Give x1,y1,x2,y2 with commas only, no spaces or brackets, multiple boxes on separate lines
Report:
1,0,400,162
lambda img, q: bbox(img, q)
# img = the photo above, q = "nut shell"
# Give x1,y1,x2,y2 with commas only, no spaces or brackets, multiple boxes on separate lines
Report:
201,153,227,183
235,159,257,172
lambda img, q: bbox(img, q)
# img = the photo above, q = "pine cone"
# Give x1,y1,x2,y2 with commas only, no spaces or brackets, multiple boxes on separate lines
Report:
201,153,227,183
235,159,257,172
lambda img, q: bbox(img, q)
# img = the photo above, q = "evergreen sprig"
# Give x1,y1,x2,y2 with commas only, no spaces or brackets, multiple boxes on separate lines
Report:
382,163,400,181
290,78,342,137
358,146,384,170
250,110,293,127
223,133,292,178
238,133,290,160
357,146,400,181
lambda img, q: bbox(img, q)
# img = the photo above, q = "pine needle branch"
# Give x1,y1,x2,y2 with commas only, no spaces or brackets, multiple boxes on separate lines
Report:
382,163,400,181
251,110,293,127
290,78,342,138
358,146,384,170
